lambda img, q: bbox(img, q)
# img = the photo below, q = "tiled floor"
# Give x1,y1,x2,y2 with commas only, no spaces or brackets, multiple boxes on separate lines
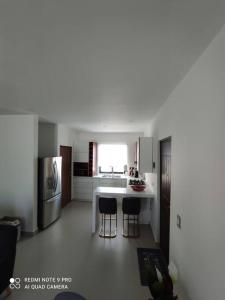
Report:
8,201,178,300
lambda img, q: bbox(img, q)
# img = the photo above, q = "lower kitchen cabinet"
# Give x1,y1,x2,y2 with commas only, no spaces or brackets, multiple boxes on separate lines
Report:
73,177,127,201
73,177,93,201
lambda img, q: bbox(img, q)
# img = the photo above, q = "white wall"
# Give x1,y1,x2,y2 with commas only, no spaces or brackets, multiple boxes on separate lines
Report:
0,115,38,232
38,122,57,157
74,131,143,169
57,124,75,155
145,24,225,300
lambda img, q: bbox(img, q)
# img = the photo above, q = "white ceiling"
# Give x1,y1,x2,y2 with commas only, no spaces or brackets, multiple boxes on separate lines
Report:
0,0,225,132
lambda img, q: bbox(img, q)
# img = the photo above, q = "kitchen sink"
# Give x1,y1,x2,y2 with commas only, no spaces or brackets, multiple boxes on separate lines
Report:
101,174,121,178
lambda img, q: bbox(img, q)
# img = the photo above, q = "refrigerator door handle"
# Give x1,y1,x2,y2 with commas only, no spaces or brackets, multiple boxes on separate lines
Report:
55,162,58,191
52,161,58,192
51,165,55,192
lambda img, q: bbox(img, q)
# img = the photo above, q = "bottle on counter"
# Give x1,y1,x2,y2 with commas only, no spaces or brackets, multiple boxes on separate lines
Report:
129,167,132,176
135,169,138,178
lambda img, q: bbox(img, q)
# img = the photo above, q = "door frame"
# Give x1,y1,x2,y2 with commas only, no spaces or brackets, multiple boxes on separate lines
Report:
159,136,172,263
60,145,72,208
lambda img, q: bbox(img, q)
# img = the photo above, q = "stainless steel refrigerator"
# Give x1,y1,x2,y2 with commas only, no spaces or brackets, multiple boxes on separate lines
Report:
38,157,62,229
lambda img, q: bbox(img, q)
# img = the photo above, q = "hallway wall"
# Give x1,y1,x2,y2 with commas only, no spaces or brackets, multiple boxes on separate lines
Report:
0,115,38,232
145,23,225,300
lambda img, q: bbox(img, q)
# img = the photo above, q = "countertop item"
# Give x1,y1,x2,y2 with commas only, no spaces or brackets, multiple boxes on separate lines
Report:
130,185,146,192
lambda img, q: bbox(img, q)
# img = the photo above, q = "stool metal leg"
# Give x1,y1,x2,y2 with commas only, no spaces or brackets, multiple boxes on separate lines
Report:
128,215,130,237
103,214,105,236
110,214,111,236
122,214,140,238
137,215,140,236
123,214,124,236
99,213,117,238
116,213,117,231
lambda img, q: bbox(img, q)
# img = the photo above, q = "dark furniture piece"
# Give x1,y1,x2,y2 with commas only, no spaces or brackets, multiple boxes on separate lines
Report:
160,137,171,264
137,248,178,300
122,197,141,237
73,142,97,177
73,162,89,177
60,146,72,208
0,225,17,296
99,197,117,238
88,142,97,177
54,292,86,300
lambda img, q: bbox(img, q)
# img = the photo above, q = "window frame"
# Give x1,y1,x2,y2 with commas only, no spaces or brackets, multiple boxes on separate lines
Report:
97,143,128,174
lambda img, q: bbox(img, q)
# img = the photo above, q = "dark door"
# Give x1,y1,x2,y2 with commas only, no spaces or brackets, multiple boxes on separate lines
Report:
60,146,72,208
160,137,171,264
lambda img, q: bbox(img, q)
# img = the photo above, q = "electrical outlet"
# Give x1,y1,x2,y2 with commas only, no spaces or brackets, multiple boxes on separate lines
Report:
177,214,181,229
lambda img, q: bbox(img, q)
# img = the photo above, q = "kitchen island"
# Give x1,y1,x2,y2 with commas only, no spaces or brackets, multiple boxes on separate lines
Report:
92,186,154,233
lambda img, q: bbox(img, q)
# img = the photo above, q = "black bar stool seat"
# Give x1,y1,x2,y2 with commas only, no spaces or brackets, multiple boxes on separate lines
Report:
99,197,117,238
122,197,141,237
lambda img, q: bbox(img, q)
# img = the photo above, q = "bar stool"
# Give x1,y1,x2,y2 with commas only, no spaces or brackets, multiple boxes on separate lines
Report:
122,197,141,237
54,292,86,300
99,197,117,238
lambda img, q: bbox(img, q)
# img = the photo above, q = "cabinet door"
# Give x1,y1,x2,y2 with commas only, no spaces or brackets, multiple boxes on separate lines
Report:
73,177,93,201
74,177,93,184
98,179,113,187
98,179,121,187
111,179,122,187
134,141,138,164
139,137,153,174
74,182,93,194
76,152,89,163
121,179,127,187
92,179,99,192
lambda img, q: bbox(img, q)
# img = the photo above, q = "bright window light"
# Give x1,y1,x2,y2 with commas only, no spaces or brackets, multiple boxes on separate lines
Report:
98,144,128,173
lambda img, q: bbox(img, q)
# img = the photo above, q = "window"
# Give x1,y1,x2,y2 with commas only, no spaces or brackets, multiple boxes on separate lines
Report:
98,144,128,173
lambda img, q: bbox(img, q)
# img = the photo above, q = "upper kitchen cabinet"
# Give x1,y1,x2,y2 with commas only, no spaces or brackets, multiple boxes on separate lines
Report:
74,141,97,176
136,137,153,174
74,139,89,162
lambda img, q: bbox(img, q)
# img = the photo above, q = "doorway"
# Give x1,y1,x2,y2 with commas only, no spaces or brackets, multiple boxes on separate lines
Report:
60,146,72,208
160,137,171,264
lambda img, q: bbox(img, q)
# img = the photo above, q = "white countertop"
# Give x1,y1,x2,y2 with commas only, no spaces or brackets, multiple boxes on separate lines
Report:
94,186,154,197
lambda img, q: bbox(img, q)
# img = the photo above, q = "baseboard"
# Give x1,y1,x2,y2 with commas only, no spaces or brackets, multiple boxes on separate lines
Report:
21,228,38,237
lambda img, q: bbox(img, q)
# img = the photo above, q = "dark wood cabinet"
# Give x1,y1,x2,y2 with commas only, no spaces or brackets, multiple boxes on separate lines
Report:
160,137,171,264
73,162,89,176
134,141,138,164
60,146,72,208
73,141,97,177
88,142,97,177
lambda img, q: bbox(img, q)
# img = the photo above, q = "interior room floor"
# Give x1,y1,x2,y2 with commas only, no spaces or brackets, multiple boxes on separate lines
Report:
9,201,177,300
